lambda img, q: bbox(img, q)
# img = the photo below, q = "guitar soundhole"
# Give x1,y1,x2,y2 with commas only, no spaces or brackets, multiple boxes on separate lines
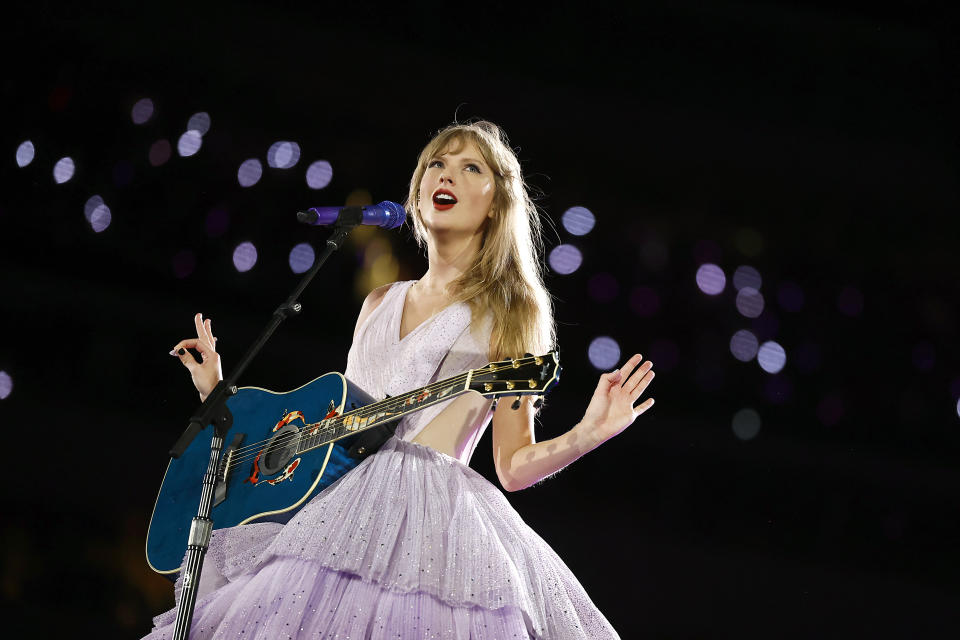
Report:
261,424,300,475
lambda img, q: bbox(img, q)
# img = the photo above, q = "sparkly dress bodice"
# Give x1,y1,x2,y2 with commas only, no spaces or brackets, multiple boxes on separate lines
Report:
344,280,494,465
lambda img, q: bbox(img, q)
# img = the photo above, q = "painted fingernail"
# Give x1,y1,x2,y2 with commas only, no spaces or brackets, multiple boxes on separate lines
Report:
178,348,186,356
169,349,177,356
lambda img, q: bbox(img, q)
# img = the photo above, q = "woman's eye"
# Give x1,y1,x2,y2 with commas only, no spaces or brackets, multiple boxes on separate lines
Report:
465,164,481,173
428,159,443,169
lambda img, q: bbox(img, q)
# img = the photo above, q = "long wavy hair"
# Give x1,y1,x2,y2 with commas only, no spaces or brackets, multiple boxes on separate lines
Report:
405,121,555,361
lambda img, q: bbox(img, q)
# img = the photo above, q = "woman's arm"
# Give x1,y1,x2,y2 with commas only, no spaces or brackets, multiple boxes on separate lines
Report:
492,353,655,492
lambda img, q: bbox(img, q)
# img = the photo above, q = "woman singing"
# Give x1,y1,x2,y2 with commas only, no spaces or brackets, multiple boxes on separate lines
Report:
150,120,656,639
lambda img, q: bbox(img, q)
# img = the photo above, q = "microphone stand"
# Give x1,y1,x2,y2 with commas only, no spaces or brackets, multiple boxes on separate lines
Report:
166,211,362,640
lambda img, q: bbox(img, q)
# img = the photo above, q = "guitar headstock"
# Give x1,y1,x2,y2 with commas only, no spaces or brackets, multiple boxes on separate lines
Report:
467,352,561,399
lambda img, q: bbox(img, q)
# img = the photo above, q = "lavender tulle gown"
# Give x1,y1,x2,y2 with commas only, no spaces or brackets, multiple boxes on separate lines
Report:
145,281,619,639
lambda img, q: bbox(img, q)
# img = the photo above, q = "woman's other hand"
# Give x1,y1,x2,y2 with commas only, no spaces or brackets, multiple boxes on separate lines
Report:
170,313,223,402
579,353,655,448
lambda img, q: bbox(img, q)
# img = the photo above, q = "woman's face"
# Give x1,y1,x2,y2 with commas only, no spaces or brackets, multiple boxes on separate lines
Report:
417,138,496,238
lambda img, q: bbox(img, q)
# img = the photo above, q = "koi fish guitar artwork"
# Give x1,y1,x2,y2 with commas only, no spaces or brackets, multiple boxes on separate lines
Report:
146,352,561,576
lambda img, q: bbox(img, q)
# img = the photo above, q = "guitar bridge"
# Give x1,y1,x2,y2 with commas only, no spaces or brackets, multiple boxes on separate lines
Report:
214,432,245,507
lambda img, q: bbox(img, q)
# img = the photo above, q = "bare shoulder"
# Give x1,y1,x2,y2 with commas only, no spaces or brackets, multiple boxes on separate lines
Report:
354,282,397,338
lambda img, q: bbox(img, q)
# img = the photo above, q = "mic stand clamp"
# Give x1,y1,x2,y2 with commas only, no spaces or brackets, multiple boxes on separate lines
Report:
167,219,358,640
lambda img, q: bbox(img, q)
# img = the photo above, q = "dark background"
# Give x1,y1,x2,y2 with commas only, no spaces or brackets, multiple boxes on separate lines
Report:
1,1,958,637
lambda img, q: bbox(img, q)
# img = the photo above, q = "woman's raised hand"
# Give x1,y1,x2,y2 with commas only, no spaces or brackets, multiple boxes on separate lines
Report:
170,313,223,402
579,353,655,448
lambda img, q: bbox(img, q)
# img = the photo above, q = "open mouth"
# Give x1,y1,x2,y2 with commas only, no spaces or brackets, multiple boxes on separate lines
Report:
432,189,457,211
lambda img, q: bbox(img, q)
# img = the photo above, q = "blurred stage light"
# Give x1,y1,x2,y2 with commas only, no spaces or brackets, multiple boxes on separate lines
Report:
734,227,764,257
731,408,761,441
911,342,936,372
238,159,263,187
177,130,203,157
306,160,333,189
205,208,230,237
777,281,805,312
647,338,679,372
629,285,660,317
89,202,112,233
837,286,864,317
757,340,786,374
131,98,155,124
733,265,762,291
956,398,959,420
188,112,211,136
764,375,792,404
793,340,822,373
289,242,315,273
0,371,11,399
84,195,104,221
267,141,301,169
695,263,725,295
548,244,582,275
561,206,595,236
735,287,765,318
233,241,258,272
640,236,668,271
587,272,619,302
588,336,621,370
16,140,35,167
729,329,759,362
53,157,75,183
149,139,172,166
172,250,197,278
817,393,845,426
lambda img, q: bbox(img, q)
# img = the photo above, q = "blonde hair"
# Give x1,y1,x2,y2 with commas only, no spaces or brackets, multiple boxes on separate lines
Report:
405,121,555,361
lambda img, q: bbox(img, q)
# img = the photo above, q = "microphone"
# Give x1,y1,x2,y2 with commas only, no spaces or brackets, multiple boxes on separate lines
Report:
297,201,406,230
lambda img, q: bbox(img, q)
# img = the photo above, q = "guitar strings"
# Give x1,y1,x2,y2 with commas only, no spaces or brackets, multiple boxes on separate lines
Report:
219,361,549,472
219,361,534,471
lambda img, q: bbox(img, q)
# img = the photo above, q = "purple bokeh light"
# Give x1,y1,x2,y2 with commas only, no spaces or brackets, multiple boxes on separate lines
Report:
731,408,761,441
561,206,595,236
587,273,619,302
84,195,104,221
733,265,762,291
777,281,805,312
268,141,301,169
131,98,154,124
233,242,258,272
0,371,11,399
695,263,726,295
629,285,660,317
548,244,582,275
306,160,333,189
238,159,263,187
817,393,845,426
172,250,197,278
187,112,211,136
646,339,679,372
53,157,75,183
177,130,203,157
911,342,936,372
757,340,786,374
730,329,759,362
89,203,112,233
149,139,172,166
205,208,230,237
588,336,621,370
289,242,316,273
837,286,864,317
16,140,35,167
736,287,765,318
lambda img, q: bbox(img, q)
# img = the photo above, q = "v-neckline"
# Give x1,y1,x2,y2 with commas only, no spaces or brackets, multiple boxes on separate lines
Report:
397,280,460,343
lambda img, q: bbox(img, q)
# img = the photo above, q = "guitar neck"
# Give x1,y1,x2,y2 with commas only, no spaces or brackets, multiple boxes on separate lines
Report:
296,370,475,454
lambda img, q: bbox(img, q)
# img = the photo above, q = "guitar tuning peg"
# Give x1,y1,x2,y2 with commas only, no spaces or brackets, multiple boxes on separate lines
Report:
511,395,522,410
533,397,543,409
491,399,499,412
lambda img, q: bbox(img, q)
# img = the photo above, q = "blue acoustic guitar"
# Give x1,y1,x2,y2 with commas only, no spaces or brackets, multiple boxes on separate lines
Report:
146,352,561,576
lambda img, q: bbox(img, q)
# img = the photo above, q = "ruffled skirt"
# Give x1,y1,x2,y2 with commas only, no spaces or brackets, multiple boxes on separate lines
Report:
145,437,619,639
